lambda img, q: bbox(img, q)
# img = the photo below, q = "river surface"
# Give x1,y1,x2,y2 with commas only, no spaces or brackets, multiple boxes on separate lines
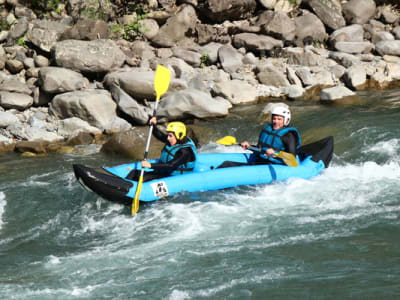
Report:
1,89,400,299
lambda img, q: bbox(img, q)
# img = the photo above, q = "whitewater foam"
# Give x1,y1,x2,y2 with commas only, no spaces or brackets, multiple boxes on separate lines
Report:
0,192,5,230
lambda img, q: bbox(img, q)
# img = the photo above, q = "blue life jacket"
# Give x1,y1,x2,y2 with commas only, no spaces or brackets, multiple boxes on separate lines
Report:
258,124,301,164
159,138,197,175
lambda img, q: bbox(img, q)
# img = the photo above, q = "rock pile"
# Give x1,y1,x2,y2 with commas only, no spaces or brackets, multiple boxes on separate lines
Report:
0,0,400,156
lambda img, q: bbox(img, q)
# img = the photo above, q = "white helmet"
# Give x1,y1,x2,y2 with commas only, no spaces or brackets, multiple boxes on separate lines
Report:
271,106,291,126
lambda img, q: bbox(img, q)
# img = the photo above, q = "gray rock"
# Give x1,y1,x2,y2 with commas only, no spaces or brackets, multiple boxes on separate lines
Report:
392,26,400,40
307,0,346,30
108,82,151,126
218,45,243,73
0,78,32,94
282,85,305,99
329,52,360,68
172,47,202,67
295,67,316,86
151,4,198,47
104,69,187,102
9,16,29,40
330,24,364,44
343,0,376,25
200,0,257,23
376,40,400,56
57,117,102,138
26,19,72,53
53,39,126,73
60,19,109,41
39,67,89,94
233,33,283,52
379,6,399,24
320,86,356,101
201,42,223,64
5,59,24,74
0,91,33,110
158,88,231,119
257,65,290,87
212,79,258,105
294,12,327,46
261,11,295,41
343,64,367,90
49,89,117,130
0,111,19,128
334,42,374,54
286,66,303,87
34,55,50,68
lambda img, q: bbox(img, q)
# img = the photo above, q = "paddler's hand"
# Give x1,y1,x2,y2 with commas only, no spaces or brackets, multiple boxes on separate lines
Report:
141,160,151,168
241,141,250,150
265,148,276,157
149,117,157,125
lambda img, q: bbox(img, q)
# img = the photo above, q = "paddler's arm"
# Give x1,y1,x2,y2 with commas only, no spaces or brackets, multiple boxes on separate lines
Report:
282,132,298,155
142,148,193,171
149,117,168,143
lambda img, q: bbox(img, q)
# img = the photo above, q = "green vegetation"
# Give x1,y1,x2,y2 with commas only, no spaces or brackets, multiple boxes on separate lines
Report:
200,53,210,68
21,0,66,13
17,37,26,47
0,18,11,31
123,13,147,40
288,0,298,5
110,8,148,41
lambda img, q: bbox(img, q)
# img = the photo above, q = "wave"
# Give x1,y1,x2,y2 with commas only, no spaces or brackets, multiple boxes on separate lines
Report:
0,192,5,230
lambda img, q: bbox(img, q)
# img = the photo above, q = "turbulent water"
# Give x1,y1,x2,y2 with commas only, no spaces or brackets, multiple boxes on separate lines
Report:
1,89,400,299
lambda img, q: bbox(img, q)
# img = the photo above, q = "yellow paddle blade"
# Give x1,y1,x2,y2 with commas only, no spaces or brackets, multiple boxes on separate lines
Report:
275,151,298,167
154,65,171,101
216,136,238,145
132,176,144,215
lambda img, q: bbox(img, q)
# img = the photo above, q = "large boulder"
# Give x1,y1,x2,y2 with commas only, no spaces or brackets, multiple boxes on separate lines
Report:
38,67,89,93
212,80,258,105
342,0,376,25
218,44,243,73
26,20,72,53
157,89,231,119
233,33,283,53
52,39,126,73
306,0,346,30
104,69,187,102
260,11,296,42
0,92,33,110
376,40,400,57
150,4,198,47
294,12,327,47
198,0,257,23
49,89,117,130
60,19,110,41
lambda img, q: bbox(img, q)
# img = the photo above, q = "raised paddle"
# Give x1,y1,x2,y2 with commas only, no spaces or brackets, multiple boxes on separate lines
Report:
132,65,171,215
216,135,298,167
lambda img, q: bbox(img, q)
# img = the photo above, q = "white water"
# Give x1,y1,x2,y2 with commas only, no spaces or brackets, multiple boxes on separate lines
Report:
0,192,5,230
1,101,400,299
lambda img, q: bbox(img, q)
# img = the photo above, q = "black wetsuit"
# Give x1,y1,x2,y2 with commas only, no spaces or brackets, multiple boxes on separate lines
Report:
127,126,196,182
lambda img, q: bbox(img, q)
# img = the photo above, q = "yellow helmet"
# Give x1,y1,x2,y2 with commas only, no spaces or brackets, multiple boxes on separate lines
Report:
166,121,186,140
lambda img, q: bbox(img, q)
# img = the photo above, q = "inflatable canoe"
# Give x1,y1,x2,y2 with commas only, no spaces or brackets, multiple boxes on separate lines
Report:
73,136,333,205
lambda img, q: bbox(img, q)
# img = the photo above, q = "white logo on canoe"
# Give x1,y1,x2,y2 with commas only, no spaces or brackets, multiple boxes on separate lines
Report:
150,181,169,198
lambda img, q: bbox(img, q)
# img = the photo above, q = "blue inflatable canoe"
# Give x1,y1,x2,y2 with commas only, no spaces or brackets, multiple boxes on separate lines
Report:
73,136,333,205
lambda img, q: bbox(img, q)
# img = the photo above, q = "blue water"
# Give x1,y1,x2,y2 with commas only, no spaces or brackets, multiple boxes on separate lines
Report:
1,89,400,299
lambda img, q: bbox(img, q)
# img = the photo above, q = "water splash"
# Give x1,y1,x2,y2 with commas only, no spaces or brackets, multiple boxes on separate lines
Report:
0,192,5,230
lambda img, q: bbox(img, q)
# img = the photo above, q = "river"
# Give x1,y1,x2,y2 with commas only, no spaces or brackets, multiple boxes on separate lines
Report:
1,88,400,299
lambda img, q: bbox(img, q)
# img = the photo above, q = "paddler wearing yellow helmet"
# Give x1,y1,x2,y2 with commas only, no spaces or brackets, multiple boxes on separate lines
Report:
126,117,197,182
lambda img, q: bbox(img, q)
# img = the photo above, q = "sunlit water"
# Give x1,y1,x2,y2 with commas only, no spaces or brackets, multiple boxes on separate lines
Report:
1,89,400,299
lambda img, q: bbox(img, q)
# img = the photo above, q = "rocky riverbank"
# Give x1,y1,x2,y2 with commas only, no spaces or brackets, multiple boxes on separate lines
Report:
0,0,400,158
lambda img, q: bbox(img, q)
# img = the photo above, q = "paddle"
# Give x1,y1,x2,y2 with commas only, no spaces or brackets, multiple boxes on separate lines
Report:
132,65,171,215
216,136,298,167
